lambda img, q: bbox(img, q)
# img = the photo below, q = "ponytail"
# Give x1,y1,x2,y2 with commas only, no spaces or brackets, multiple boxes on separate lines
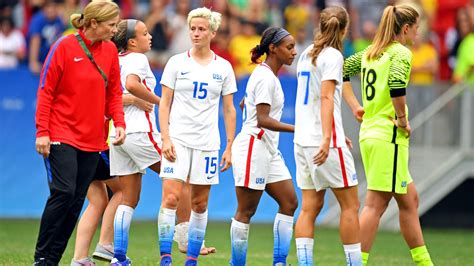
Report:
309,6,349,65
366,5,418,60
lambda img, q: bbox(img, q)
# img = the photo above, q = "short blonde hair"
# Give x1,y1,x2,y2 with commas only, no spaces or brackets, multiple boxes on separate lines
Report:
70,1,119,29
187,7,221,32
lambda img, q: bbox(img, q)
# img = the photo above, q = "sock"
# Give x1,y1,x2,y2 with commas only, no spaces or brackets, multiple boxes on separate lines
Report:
187,210,208,259
362,252,369,266
344,243,363,266
230,218,250,266
295,237,313,266
273,213,294,265
410,245,433,266
113,205,134,261
158,207,176,256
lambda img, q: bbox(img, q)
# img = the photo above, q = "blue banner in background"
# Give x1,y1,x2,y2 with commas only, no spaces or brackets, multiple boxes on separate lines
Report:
0,67,330,222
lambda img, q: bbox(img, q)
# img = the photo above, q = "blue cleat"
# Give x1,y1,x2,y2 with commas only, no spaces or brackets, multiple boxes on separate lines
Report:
110,258,131,266
160,254,172,266
184,257,198,266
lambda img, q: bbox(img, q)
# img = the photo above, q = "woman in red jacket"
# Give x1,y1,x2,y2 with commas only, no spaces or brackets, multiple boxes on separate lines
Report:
33,1,125,265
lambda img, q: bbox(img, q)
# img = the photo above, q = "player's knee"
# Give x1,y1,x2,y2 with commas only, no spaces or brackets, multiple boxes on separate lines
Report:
235,208,256,223
281,197,298,215
191,200,208,213
163,192,180,209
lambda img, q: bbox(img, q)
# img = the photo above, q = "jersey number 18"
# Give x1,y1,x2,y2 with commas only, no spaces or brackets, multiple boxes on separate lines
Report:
362,68,377,101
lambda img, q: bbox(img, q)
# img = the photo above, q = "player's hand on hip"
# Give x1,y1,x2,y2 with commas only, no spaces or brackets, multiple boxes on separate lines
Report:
162,138,177,162
353,106,364,123
35,136,51,158
313,140,330,166
390,117,411,138
220,149,232,172
112,127,126,145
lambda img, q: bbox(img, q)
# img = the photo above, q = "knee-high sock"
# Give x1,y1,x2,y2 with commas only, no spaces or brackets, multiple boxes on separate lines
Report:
113,205,134,261
230,218,250,266
295,238,313,266
158,208,176,256
273,213,294,265
187,210,208,259
343,243,363,266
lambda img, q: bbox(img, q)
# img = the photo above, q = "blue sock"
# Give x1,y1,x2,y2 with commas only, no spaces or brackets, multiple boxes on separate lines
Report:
230,218,250,266
187,210,208,259
158,207,176,256
344,243,363,266
296,237,314,266
273,213,293,265
113,205,134,261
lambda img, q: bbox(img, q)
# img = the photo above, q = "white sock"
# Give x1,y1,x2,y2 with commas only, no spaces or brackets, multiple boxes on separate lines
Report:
296,237,314,266
113,205,134,261
230,218,250,266
343,243,363,266
158,207,176,255
187,210,208,258
273,213,294,264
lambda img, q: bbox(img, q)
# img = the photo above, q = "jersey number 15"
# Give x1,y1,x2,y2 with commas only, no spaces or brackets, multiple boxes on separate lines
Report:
193,81,208,99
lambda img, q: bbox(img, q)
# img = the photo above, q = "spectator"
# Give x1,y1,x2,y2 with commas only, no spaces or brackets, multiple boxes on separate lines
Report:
166,0,192,56
27,0,64,74
284,0,310,38
446,8,472,71
144,0,170,69
353,20,377,52
0,15,26,69
228,18,260,78
211,29,236,66
453,26,474,84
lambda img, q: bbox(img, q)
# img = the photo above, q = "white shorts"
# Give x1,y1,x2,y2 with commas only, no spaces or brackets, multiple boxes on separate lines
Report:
160,140,219,185
232,133,292,190
294,144,358,191
109,132,162,176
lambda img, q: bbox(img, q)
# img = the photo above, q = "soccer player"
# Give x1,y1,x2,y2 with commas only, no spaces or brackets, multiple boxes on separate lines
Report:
158,7,237,266
33,1,125,265
230,27,298,266
343,5,434,266
293,6,363,266
108,19,162,265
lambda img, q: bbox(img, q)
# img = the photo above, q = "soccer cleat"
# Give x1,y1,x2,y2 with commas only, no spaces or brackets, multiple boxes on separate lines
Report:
110,258,131,266
184,257,198,266
160,254,172,266
70,257,97,266
33,258,47,265
274,263,287,266
92,243,114,261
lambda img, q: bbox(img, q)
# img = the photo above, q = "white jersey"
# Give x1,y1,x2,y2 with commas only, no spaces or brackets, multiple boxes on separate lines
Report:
160,50,237,151
241,63,284,152
110,52,159,137
294,45,347,148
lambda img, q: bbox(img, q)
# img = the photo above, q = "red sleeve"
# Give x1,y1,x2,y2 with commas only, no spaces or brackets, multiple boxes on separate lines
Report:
106,48,125,129
35,38,65,137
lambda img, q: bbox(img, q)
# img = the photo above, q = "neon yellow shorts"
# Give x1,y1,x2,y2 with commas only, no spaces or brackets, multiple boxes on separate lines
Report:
360,138,412,194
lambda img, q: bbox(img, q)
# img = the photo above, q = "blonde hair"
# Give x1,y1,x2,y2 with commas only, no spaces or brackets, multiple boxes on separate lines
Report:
366,5,419,60
187,7,222,32
70,0,119,29
309,6,349,65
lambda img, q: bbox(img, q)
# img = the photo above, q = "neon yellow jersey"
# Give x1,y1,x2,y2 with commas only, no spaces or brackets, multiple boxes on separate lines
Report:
454,33,474,85
343,42,412,146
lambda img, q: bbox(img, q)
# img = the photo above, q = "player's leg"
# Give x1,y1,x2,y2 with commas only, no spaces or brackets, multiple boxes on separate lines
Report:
359,190,391,264
112,173,142,264
294,189,324,266
231,186,265,266
394,183,433,266
72,180,108,263
92,176,122,261
185,184,212,264
332,186,362,265
265,179,298,266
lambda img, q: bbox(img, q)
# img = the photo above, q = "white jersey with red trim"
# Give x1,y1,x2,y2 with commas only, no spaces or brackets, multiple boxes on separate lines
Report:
160,50,237,151
240,63,284,153
294,45,347,148
110,52,159,136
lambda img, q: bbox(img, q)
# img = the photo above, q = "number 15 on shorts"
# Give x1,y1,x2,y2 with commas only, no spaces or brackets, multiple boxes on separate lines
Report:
205,156,218,175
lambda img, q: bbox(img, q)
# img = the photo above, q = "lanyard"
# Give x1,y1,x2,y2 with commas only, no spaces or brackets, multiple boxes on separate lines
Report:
74,32,108,88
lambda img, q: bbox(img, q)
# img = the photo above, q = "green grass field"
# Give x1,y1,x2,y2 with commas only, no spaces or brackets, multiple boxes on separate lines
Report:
1,219,473,265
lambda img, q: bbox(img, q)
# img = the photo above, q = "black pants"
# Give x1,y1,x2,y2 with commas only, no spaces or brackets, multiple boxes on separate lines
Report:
34,143,100,265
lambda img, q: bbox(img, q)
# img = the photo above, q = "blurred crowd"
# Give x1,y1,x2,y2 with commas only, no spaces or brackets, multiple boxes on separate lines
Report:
1,0,473,84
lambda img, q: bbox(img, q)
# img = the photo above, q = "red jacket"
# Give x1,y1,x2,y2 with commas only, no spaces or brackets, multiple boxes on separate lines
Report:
36,30,125,152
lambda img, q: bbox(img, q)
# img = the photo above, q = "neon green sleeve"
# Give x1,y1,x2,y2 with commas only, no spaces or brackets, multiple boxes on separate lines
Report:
388,46,412,96
343,49,365,80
